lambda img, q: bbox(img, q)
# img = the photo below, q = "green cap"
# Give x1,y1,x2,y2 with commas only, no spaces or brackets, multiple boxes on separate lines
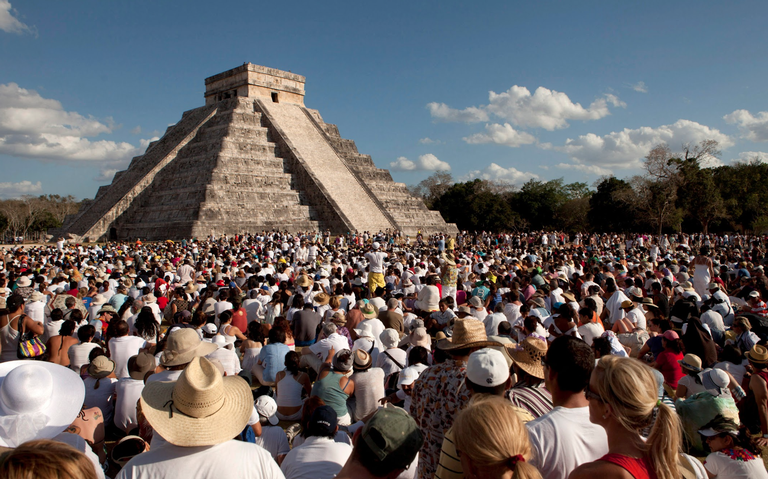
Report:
360,407,423,472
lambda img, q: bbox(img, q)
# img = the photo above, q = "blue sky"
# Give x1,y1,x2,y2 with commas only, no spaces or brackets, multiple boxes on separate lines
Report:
1,1,767,199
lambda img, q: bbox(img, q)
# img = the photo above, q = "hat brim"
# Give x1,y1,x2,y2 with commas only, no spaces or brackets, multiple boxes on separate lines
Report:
747,351,768,364
508,349,546,379
161,341,219,367
362,311,378,319
140,375,252,447
0,361,85,447
677,360,702,372
436,338,500,351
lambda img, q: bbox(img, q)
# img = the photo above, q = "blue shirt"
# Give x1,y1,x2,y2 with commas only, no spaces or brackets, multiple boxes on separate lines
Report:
258,342,291,383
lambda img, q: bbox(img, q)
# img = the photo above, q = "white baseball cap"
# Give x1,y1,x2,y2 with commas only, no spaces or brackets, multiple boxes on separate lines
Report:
202,323,217,334
466,348,510,387
255,395,279,425
397,365,422,388
372,242,380,250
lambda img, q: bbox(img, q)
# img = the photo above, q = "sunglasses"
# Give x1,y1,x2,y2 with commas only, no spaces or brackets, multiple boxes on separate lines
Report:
584,388,604,402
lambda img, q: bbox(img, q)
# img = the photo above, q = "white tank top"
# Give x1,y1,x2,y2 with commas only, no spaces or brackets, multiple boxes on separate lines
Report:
276,371,304,408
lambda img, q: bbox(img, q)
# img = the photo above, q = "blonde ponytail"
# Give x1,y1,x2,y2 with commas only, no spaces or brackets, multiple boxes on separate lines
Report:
515,462,542,479
595,356,682,479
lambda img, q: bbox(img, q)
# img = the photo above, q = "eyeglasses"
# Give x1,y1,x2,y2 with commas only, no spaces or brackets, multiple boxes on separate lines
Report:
584,388,604,402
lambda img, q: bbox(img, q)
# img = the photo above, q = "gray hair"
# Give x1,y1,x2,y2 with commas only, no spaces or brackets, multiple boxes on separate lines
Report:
322,322,337,337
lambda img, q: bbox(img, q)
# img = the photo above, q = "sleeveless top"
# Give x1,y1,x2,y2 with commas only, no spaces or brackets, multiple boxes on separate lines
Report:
311,372,350,417
241,346,262,372
599,454,657,479
277,371,304,407
220,324,237,344
0,316,21,363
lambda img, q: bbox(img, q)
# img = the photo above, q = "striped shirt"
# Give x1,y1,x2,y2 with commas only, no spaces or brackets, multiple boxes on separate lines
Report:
506,383,553,419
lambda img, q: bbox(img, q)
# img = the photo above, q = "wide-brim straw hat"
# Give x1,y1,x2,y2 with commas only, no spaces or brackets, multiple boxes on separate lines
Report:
88,356,116,379
678,353,702,372
747,344,768,364
91,293,107,305
507,337,547,379
437,319,498,350
361,303,378,319
160,328,218,367
140,357,252,447
314,292,330,305
353,349,372,370
561,292,576,303
16,276,31,288
0,361,85,447
620,300,634,309
185,282,198,294
143,294,157,304
296,275,313,288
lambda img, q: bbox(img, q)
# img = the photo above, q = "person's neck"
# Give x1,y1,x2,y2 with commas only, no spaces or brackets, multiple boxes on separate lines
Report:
334,459,375,479
551,388,589,409
604,421,645,458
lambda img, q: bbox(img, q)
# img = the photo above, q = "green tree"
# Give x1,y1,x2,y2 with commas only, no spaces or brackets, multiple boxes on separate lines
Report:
434,179,517,231
588,177,633,232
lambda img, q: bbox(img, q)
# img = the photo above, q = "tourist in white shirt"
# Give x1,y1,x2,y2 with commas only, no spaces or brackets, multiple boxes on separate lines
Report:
526,336,608,478
250,395,290,464
68,324,100,372
206,335,242,376
108,320,147,379
114,351,154,434
141,294,162,325
281,405,353,479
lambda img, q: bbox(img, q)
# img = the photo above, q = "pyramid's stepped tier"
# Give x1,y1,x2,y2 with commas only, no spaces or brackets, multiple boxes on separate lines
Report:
61,105,219,241
306,110,458,236
256,99,396,234
120,99,320,240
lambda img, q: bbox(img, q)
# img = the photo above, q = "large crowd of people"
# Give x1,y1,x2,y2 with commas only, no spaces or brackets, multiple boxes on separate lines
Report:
1,229,768,478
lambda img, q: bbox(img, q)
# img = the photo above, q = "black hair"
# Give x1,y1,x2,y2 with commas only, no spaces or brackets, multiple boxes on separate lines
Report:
284,351,301,376
246,321,265,342
545,336,594,392
59,319,76,337
50,308,64,322
408,346,429,366
591,337,612,357
269,327,286,344
497,321,512,336
77,324,96,342
135,307,159,339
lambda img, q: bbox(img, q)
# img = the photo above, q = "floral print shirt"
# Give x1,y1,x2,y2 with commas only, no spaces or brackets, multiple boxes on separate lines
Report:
410,359,470,479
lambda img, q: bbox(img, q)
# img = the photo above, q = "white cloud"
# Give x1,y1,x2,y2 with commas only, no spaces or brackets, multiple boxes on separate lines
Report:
724,109,768,142
559,119,734,169
460,163,539,185
0,82,146,163
463,123,536,147
131,126,141,135
556,162,613,176
389,153,451,172
0,180,42,198
430,86,624,132
631,81,648,93
731,151,768,164
427,102,489,123
0,1,32,34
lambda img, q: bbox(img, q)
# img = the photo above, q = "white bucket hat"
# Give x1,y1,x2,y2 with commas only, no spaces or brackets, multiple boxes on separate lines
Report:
0,361,85,447
140,357,252,447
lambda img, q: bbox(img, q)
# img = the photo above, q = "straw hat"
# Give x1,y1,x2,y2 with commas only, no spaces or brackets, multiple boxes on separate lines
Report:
314,292,330,306
747,344,768,364
681,281,695,292
507,337,547,379
160,328,218,367
678,353,702,373
399,327,431,350
561,292,576,303
353,349,372,370
184,282,198,294
437,319,498,350
361,302,378,319
143,293,157,304
620,300,634,309
16,276,31,288
88,356,115,379
0,361,85,447
91,293,107,305
296,275,313,288
140,357,252,447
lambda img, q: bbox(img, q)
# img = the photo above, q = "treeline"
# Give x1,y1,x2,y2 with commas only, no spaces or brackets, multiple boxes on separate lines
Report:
409,141,768,235
0,195,81,240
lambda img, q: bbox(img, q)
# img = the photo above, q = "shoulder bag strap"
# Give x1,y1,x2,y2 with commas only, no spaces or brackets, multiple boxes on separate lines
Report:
383,350,405,369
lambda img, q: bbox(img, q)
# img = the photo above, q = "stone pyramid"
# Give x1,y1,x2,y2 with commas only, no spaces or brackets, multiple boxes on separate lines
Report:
59,64,456,241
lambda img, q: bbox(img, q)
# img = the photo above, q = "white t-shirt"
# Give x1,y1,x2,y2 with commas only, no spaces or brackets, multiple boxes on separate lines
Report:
280,436,352,479
704,450,768,479
108,336,148,379
254,425,290,461
114,377,145,433
578,322,604,346
526,406,609,479
116,439,285,479
206,347,242,376
83,376,118,422
308,333,350,362
483,312,507,337
68,342,101,372
364,251,388,274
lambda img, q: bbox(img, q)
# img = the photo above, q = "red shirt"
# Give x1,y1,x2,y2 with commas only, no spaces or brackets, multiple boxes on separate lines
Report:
231,308,247,333
655,350,684,388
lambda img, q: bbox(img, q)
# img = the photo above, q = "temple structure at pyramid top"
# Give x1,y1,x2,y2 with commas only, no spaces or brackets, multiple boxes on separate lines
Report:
58,63,457,241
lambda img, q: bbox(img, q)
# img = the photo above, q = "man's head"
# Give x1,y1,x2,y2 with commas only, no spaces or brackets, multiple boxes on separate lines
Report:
306,405,338,438
351,407,424,478
465,348,511,396
544,336,594,394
